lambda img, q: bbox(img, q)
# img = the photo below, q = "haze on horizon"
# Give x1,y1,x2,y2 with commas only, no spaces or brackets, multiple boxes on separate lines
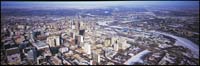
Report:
1,1,199,9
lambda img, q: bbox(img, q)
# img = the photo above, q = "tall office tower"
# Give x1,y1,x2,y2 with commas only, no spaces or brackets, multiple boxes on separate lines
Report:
54,36,60,47
78,21,80,30
110,36,119,52
71,20,75,30
83,43,91,54
59,36,63,45
29,31,35,42
74,20,77,30
75,36,78,45
79,35,84,43
79,29,85,36
75,35,84,46
79,21,85,30
92,51,101,65
113,43,119,52
104,38,111,47
60,33,68,45
47,37,55,47
33,31,41,40
46,36,60,47
60,35,64,45
118,38,127,50
111,36,118,44
8,29,14,37
70,32,75,39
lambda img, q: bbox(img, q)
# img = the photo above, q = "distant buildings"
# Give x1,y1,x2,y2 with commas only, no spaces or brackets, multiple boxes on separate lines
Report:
1,8,199,65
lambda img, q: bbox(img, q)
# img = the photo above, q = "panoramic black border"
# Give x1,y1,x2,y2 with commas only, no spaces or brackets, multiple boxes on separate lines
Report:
1,0,200,1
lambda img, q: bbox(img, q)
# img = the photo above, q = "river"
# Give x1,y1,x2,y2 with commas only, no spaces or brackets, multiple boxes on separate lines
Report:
149,30,199,58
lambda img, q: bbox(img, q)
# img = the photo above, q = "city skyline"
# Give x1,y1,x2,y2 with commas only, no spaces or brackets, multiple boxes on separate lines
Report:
1,1,199,65
1,1,199,9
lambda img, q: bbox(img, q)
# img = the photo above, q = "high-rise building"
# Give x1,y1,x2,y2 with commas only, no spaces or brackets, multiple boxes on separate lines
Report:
79,21,85,30
104,38,111,47
75,36,78,45
92,51,100,65
29,31,35,42
75,35,84,46
70,20,75,30
113,43,119,52
46,36,60,47
9,29,14,37
70,32,75,39
72,24,75,30
79,35,84,43
111,37,118,45
83,43,91,54
79,29,85,36
61,33,68,45
33,31,41,39
118,38,129,50
73,20,80,31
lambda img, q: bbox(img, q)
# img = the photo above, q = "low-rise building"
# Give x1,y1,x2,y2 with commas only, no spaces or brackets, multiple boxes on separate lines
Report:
6,47,21,65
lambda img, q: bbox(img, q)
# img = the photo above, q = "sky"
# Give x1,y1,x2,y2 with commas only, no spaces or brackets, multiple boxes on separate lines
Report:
1,1,199,9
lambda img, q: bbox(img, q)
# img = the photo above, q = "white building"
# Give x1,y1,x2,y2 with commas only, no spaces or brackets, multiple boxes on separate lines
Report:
92,51,101,65
32,41,49,50
118,38,128,50
113,43,119,52
83,43,91,54
46,36,60,47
